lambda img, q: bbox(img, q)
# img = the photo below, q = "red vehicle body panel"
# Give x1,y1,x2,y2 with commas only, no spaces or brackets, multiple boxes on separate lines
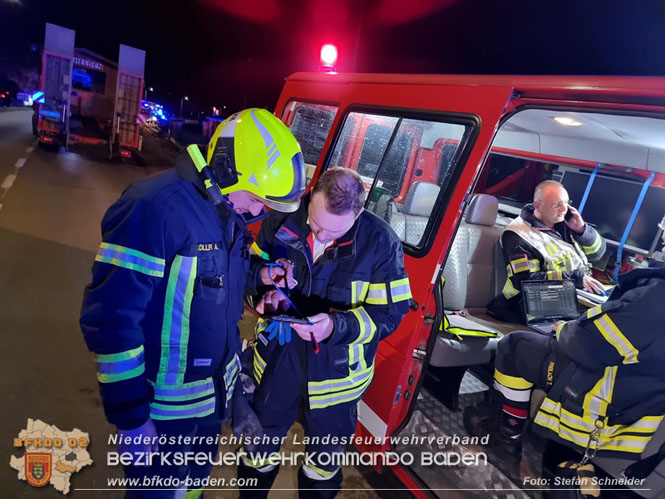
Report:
272,72,665,490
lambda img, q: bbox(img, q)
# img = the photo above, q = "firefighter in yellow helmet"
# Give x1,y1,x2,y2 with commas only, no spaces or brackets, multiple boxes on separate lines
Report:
80,108,305,498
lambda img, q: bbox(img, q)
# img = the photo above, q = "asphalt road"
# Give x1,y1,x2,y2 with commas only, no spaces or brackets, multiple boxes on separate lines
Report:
0,109,167,498
0,109,387,498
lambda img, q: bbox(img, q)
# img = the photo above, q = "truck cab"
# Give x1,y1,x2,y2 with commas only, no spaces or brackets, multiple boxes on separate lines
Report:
275,73,665,498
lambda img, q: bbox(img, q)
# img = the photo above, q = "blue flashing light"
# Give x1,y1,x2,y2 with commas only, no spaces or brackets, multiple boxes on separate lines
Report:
32,91,44,100
37,98,45,103
39,109,61,119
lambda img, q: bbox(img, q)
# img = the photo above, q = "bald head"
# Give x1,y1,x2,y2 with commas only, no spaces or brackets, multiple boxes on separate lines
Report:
533,181,570,227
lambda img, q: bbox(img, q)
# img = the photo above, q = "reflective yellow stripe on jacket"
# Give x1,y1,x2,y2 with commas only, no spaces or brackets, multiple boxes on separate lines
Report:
307,364,374,410
534,397,661,454
534,365,661,455
593,314,639,364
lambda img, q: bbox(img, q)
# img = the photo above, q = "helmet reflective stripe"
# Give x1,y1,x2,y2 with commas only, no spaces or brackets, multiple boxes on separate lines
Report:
250,109,281,170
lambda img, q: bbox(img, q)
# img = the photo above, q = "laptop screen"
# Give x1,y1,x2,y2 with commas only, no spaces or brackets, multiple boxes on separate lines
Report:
522,280,579,322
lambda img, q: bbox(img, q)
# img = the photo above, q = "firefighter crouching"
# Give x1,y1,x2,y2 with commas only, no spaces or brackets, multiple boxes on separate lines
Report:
237,168,412,498
80,109,306,499
465,216,665,472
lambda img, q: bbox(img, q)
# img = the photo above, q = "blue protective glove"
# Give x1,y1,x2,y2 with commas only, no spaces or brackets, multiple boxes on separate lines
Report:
264,320,292,346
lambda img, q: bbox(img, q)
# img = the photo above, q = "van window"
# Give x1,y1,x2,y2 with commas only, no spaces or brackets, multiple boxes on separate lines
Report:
560,168,665,251
476,150,665,254
357,124,413,196
282,101,338,185
328,111,470,248
479,153,551,206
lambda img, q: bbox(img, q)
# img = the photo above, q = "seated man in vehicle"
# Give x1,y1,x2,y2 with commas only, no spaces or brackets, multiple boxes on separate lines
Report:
491,180,606,322
464,217,665,466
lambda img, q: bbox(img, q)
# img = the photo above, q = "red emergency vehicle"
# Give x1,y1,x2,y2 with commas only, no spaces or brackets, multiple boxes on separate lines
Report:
275,73,665,498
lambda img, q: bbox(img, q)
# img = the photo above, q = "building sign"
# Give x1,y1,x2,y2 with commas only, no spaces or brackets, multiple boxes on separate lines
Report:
73,57,103,71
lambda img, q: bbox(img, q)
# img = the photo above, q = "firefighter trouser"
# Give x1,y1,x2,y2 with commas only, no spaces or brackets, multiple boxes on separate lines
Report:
493,331,571,432
240,342,357,499
124,419,220,499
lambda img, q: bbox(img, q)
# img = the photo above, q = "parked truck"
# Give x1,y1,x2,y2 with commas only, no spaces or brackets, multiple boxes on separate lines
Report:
37,23,146,159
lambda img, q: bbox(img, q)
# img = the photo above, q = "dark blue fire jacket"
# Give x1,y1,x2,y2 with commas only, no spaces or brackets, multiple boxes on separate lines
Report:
80,164,251,430
247,195,412,410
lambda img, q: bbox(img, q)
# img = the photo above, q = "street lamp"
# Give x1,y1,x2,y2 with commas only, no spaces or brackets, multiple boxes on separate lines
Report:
144,86,154,100
180,96,189,119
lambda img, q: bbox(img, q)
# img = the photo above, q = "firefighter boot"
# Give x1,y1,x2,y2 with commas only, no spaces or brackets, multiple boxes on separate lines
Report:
463,399,523,464
298,466,342,499
238,459,280,499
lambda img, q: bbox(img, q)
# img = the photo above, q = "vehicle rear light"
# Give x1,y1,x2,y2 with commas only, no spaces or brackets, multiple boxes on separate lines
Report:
41,135,54,143
120,149,131,158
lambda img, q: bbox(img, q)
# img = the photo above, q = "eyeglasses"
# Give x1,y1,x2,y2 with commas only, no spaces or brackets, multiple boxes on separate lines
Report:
549,199,573,210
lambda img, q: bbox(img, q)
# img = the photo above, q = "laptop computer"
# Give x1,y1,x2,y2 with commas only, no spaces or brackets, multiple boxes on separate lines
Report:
522,279,580,334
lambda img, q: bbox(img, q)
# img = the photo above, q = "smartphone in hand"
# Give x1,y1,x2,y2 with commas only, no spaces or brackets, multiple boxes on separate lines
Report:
267,315,313,325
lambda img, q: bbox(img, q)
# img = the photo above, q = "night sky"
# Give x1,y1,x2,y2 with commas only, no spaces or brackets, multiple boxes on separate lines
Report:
1,0,665,115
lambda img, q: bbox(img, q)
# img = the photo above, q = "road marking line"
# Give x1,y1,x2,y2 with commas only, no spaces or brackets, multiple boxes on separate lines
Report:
15,158,26,168
26,146,34,153
2,174,17,189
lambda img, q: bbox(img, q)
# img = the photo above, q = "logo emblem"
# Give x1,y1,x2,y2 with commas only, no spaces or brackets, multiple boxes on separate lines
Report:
25,453,52,487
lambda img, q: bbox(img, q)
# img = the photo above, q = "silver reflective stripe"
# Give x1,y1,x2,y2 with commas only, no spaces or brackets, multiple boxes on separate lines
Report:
251,109,274,148
253,346,267,384
352,307,375,344
540,398,596,432
594,315,639,364
534,411,651,454
223,355,240,406
151,378,214,402
534,411,591,448
390,284,410,297
308,366,373,395
352,281,368,305
493,380,532,403
309,373,374,410
150,397,216,420
350,344,362,367
586,367,616,417
366,284,387,303
158,255,197,386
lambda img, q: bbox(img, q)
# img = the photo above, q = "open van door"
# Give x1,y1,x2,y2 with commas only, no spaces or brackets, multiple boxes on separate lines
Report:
275,75,515,473
276,75,665,497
